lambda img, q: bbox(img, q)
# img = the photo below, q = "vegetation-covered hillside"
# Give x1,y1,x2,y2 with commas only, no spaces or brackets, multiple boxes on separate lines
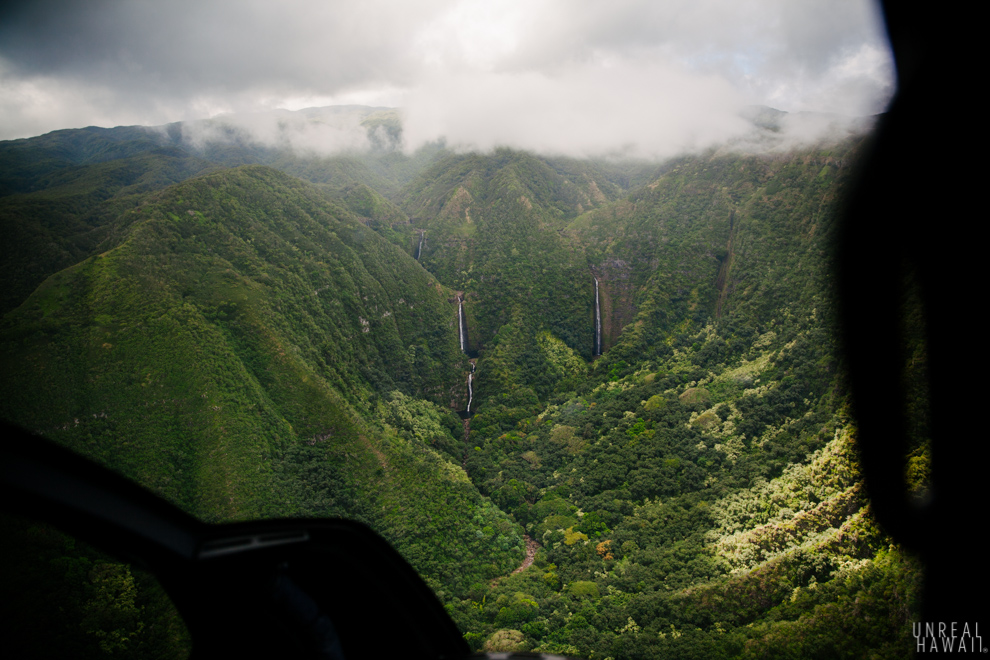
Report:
0,109,922,658
0,164,525,615
411,137,920,657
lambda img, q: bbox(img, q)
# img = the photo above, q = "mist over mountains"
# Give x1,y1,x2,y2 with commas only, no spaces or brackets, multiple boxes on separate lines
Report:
0,105,922,658
154,102,876,161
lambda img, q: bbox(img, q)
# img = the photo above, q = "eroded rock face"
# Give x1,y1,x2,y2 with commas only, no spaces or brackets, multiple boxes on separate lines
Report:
594,259,636,353
483,629,527,653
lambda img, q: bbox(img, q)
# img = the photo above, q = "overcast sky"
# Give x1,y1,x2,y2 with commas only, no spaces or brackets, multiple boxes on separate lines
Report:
0,0,894,157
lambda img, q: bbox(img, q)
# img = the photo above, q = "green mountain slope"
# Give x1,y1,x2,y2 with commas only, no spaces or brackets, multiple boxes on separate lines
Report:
574,144,858,367
0,125,178,193
0,165,521,594
403,138,919,657
0,147,218,314
0,112,449,315
396,149,654,410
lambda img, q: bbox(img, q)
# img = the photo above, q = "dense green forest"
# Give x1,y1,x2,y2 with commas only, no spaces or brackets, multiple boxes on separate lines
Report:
0,108,923,658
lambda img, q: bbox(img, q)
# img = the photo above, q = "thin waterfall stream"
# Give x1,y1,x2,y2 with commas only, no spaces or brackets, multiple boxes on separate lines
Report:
467,362,475,413
457,294,474,417
416,231,425,261
594,276,601,356
458,297,466,353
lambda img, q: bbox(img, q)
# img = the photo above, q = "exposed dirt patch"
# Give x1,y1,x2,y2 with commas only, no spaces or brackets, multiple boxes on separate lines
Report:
512,535,540,575
490,535,540,588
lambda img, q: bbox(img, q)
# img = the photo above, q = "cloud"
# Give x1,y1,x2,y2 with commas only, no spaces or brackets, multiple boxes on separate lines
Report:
0,1,439,91
0,0,894,152
173,106,391,155
0,0,451,136
403,59,751,159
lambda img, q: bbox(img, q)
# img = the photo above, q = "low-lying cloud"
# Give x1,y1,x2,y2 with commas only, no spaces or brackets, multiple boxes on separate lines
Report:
403,61,751,159
173,107,389,156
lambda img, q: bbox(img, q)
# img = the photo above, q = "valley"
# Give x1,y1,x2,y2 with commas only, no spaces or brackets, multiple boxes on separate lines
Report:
0,108,922,658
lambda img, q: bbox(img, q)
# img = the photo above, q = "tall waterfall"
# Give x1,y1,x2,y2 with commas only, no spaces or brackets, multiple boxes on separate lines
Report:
458,297,466,353
416,231,425,260
594,276,601,356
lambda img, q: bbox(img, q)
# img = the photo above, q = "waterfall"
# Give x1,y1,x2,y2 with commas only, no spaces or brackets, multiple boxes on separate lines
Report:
416,231,425,260
594,276,602,356
467,367,474,413
458,297,466,352
458,298,473,415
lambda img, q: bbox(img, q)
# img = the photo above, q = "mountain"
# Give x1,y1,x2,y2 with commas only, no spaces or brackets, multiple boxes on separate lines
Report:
0,107,922,658
0,163,523,590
